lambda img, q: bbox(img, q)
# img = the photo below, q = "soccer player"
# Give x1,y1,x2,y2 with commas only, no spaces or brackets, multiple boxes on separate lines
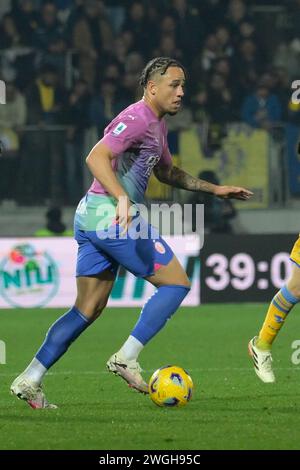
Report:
249,237,300,382
11,57,252,408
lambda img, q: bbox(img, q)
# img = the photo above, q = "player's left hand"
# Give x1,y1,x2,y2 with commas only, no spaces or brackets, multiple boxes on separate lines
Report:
214,185,253,200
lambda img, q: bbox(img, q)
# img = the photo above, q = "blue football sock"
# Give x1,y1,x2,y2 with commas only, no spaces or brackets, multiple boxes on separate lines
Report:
36,306,90,369
131,284,190,345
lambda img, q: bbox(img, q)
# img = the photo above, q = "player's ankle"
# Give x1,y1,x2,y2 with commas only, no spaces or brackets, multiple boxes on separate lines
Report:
256,337,272,351
119,335,144,361
118,348,137,362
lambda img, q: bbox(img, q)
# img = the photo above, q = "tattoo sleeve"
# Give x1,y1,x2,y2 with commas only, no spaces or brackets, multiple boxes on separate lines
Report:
154,165,216,194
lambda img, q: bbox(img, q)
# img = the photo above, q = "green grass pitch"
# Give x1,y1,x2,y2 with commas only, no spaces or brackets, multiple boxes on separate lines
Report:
1,304,300,450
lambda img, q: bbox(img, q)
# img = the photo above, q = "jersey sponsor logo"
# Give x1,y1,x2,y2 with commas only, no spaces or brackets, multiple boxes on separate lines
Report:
112,122,127,135
144,155,160,177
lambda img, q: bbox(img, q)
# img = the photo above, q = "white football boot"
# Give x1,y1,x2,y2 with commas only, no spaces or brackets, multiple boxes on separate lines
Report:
106,351,149,394
248,336,275,383
10,374,57,409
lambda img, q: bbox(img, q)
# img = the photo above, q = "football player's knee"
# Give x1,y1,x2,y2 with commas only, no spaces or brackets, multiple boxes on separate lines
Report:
76,297,108,320
180,274,191,289
287,283,300,301
93,298,109,319
86,298,108,320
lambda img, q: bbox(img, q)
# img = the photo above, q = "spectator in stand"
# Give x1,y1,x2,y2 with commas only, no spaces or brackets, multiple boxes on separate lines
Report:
0,13,23,47
213,57,233,83
226,0,250,39
273,34,300,81
237,20,257,43
125,51,144,76
102,61,122,82
111,35,131,68
26,64,66,125
40,35,67,81
35,207,73,236
11,0,39,46
0,80,27,132
71,0,113,87
159,14,177,44
241,80,282,130
234,39,263,96
121,1,151,56
215,25,234,59
189,170,237,234
89,78,129,138
170,0,204,62
200,0,227,35
206,72,236,124
0,80,27,199
33,2,64,50
0,12,35,90
153,35,183,62
53,0,76,25
20,65,67,204
201,33,219,72
65,79,91,204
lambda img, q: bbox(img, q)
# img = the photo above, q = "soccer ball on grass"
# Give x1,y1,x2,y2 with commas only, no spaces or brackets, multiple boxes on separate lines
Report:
148,365,193,407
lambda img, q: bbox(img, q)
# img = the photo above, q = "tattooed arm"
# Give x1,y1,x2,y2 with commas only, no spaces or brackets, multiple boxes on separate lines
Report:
154,165,253,200
154,165,216,193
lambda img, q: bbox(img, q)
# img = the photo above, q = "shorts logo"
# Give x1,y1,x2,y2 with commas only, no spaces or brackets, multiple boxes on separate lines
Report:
112,122,127,135
154,241,166,254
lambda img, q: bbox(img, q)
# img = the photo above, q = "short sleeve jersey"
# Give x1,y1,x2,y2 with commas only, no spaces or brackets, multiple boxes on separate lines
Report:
88,100,172,204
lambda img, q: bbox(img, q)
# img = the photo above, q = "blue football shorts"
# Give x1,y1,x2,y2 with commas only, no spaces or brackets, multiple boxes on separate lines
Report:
74,193,174,278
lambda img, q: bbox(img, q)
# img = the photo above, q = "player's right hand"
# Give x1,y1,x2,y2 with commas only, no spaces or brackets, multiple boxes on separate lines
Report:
115,195,132,236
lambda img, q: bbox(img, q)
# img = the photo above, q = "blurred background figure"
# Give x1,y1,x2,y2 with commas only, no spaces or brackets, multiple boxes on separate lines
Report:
242,80,282,130
0,79,26,200
35,206,72,236
65,78,91,204
189,171,237,234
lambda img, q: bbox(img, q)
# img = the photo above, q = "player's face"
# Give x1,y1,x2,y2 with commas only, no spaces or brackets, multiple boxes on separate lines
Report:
154,67,185,115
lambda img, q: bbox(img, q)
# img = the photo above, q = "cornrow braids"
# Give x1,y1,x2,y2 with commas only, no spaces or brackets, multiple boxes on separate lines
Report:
139,57,186,88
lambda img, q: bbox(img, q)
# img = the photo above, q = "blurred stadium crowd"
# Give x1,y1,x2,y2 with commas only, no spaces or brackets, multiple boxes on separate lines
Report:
0,0,300,205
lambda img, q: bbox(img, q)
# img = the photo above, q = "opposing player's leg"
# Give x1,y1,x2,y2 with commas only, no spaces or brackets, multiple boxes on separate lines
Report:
11,271,115,408
249,238,300,383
